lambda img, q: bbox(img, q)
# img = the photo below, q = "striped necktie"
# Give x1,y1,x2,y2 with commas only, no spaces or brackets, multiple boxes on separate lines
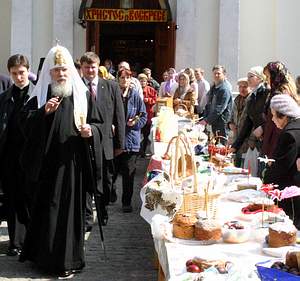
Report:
88,81,96,100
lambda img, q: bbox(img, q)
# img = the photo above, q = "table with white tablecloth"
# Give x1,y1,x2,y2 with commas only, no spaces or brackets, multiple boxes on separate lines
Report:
143,141,293,281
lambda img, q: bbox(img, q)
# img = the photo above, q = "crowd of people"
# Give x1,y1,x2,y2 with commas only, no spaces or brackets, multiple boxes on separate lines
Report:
1,44,300,278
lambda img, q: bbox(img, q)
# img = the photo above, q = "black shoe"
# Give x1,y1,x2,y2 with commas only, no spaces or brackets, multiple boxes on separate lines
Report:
110,188,117,203
7,248,21,256
122,205,133,213
58,271,74,279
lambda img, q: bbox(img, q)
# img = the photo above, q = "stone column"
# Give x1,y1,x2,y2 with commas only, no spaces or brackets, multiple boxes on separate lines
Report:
53,0,74,55
218,0,240,86
10,0,33,62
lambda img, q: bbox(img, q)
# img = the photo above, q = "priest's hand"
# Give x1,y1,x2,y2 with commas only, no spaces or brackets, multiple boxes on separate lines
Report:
45,97,61,114
80,124,92,138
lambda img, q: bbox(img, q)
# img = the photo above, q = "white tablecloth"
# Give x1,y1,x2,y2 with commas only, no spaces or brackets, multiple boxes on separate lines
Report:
149,142,279,280
154,199,272,281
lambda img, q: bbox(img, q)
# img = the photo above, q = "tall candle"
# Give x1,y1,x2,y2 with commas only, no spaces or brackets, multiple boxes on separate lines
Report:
248,160,251,176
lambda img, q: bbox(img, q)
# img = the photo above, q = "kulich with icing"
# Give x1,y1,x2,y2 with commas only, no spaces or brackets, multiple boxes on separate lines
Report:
268,222,297,248
194,219,222,241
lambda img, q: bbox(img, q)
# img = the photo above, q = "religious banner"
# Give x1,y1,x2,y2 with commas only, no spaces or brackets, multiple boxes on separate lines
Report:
84,8,167,22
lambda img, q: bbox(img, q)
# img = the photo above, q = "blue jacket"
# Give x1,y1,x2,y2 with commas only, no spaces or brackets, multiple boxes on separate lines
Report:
124,89,147,152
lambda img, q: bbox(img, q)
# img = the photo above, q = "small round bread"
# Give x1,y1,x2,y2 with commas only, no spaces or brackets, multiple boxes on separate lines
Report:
172,214,197,239
269,222,297,248
194,219,222,241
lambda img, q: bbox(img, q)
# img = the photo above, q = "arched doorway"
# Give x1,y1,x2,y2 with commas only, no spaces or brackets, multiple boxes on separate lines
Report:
84,0,176,81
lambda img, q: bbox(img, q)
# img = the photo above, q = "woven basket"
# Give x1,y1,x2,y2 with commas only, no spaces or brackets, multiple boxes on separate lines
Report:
174,103,190,117
165,132,221,218
176,191,220,219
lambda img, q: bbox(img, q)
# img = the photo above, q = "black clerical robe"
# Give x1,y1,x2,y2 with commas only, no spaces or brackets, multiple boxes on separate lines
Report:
20,91,103,273
0,84,32,248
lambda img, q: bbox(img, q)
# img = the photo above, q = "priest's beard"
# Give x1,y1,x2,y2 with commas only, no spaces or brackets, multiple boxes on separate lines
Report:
51,80,72,98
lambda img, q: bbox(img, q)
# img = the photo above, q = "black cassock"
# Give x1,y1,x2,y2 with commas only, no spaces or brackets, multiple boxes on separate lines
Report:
20,91,103,273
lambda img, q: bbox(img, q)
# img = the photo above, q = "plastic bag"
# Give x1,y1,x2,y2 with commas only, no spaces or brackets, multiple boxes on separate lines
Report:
156,107,178,142
243,147,259,176
256,260,300,281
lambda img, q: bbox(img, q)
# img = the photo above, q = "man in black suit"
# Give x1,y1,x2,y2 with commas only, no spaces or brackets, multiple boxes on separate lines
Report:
80,52,125,230
0,55,34,255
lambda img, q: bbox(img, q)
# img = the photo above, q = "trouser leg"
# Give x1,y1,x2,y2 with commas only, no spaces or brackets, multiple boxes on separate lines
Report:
141,123,151,155
102,159,115,206
85,191,94,230
121,152,138,206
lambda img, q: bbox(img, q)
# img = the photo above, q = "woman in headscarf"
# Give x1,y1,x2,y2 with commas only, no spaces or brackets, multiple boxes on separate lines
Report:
184,68,199,112
158,67,177,97
173,72,196,115
261,61,300,158
264,93,300,228
98,65,115,80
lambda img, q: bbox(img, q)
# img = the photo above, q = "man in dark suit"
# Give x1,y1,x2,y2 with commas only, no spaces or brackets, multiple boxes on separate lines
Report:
0,54,34,256
0,73,12,94
80,52,125,230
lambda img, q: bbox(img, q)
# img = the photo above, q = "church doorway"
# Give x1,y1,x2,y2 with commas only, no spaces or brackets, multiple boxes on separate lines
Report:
84,5,176,82
99,23,156,77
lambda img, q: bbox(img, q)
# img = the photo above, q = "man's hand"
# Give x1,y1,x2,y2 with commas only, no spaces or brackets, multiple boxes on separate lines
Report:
297,158,300,172
114,148,124,157
229,147,236,153
45,97,61,114
80,124,92,138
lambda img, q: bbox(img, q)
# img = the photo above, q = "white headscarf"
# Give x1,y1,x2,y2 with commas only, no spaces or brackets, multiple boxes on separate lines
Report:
29,45,88,129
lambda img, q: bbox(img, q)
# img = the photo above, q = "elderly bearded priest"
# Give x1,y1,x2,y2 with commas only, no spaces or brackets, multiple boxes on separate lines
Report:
19,45,103,279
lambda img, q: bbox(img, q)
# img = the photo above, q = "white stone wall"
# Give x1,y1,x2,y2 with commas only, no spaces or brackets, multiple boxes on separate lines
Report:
31,0,52,73
239,0,300,80
175,0,220,84
10,0,32,66
73,0,86,62
0,0,11,74
3,0,300,80
218,0,240,87
276,0,300,77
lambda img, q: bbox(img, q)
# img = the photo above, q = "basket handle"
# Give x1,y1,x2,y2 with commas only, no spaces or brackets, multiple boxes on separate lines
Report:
175,103,188,111
170,133,198,193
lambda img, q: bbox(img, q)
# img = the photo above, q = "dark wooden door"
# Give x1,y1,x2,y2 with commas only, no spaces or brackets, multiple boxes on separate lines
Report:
86,21,100,53
155,21,176,82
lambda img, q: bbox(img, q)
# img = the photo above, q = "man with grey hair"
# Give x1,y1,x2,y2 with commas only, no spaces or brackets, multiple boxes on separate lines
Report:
142,67,160,91
19,45,103,278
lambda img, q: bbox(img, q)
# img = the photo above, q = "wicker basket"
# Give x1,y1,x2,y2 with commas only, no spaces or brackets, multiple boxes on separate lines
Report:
176,191,221,219
165,132,221,218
